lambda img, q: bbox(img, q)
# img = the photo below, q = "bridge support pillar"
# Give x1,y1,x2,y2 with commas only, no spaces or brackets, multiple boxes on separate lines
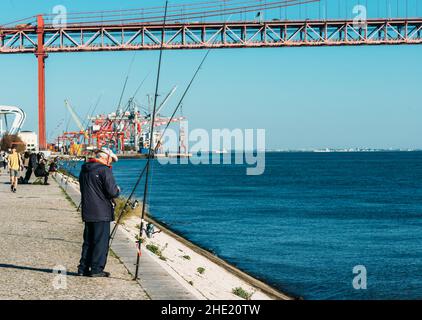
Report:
36,15,47,150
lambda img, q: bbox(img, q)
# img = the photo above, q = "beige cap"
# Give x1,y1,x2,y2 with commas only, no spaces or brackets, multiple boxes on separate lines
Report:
96,147,118,162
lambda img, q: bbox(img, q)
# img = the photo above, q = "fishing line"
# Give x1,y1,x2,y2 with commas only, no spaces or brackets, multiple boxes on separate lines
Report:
117,54,137,110
157,51,210,145
109,49,211,247
109,15,219,247
133,0,169,281
60,52,143,200
64,69,150,188
82,93,103,129
53,0,317,278
132,71,153,101
100,71,151,158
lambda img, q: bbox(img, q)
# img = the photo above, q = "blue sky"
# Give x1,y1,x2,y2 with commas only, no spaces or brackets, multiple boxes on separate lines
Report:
1,0,422,149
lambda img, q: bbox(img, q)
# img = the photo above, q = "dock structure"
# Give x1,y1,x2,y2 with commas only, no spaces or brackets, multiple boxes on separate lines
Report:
0,171,197,300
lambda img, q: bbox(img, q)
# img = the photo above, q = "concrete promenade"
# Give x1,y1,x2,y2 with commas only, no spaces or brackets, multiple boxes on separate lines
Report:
0,170,196,300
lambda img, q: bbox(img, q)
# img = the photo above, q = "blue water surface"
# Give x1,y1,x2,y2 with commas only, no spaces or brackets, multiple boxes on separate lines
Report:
64,152,422,300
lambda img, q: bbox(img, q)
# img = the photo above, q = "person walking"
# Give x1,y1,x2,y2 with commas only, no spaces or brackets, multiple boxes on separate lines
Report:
2,152,7,171
78,148,120,277
0,153,4,174
8,145,22,193
48,157,59,178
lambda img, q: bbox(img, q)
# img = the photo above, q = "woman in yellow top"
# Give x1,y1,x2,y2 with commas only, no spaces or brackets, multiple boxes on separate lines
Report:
8,145,22,193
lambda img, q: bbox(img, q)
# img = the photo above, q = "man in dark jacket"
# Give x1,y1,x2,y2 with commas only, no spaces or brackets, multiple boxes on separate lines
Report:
34,156,50,185
23,152,38,184
78,148,120,277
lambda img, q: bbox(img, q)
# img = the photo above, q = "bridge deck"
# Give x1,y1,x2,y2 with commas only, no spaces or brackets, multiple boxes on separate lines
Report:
1,18,421,54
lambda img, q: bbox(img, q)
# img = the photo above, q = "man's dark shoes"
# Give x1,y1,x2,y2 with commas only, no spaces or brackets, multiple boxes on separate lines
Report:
77,270,91,277
90,271,110,278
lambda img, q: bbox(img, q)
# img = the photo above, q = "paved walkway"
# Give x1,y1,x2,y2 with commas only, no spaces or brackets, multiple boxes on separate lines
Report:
56,173,199,300
0,170,148,300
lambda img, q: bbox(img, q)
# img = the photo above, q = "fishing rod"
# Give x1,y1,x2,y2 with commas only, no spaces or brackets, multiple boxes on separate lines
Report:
110,3,221,248
108,48,210,247
62,55,150,212
70,73,151,208
81,93,103,129
131,70,153,102
59,54,141,199
58,39,145,205
116,60,133,111
133,0,169,281
93,53,137,150
90,71,150,151
157,50,210,145
75,56,147,164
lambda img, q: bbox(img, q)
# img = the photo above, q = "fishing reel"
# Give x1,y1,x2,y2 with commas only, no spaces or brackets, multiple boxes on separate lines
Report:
144,222,161,239
145,223,155,239
130,200,139,210
120,199,139,212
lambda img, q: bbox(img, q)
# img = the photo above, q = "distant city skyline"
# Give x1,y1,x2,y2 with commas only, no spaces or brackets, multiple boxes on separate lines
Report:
1,0,422,150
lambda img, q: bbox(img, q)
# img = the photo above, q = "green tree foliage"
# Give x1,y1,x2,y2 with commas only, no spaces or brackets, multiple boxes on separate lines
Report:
0,134,25,153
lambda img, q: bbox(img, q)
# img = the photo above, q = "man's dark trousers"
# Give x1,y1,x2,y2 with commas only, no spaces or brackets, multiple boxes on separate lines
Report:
78,221,110,274
23,168,32,183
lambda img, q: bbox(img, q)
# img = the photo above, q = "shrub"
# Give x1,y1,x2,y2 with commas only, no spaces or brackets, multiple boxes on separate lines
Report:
146,243,168,261
232,287,252,300
114,197,142,222
146,244,161,256
182,255,191,260
197,267,205,274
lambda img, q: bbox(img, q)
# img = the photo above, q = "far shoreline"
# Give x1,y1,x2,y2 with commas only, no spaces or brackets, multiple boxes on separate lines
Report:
52,149,422,162
112,150,422,160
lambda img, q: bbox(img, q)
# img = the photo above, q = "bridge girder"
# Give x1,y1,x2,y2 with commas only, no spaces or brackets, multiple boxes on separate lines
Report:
1,19,422,54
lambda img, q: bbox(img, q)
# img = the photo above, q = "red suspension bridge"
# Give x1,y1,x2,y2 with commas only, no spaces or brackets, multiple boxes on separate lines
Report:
0,0,421,149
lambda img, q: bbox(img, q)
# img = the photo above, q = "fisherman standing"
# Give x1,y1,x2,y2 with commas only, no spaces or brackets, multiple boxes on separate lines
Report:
78,148,120,277
2,152,8,170
23,151,38,184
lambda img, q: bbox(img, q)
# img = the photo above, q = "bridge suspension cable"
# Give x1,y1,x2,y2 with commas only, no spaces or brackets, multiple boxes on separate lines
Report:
2,0,422,28
39,0,319,26
1,0,319,28
0,15,37,28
